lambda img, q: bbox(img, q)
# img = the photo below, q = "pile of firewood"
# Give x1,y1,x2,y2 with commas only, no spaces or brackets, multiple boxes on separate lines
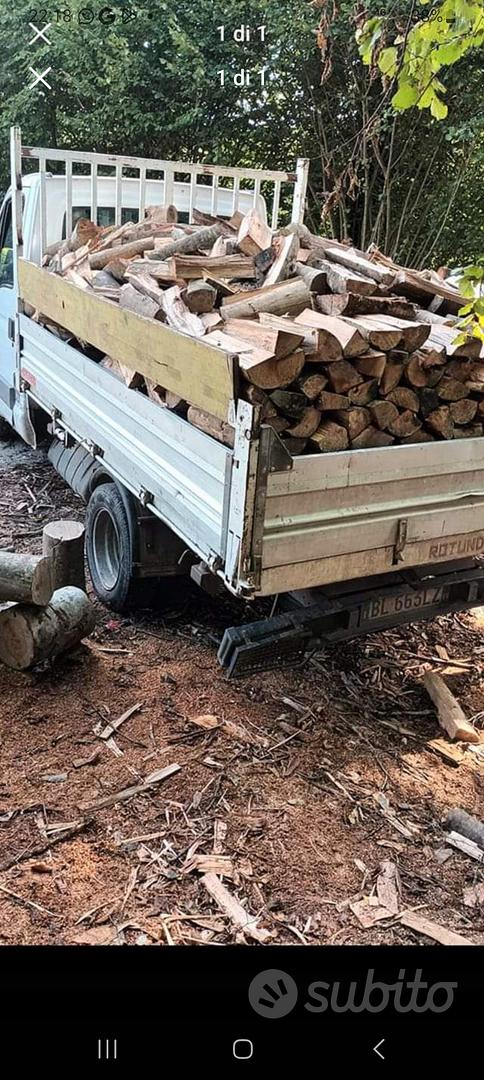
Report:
40,202,484,454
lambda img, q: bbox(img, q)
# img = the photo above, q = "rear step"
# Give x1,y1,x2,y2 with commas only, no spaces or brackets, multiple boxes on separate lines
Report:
218,561,484,677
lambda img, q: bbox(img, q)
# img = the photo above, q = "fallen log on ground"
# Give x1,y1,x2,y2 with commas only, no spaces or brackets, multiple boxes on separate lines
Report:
0,586,96,670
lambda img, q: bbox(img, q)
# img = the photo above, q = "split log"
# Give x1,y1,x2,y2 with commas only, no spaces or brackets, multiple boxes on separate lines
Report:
237,209,273,257
202,274,237,298
285,406,321,438
221,278,311,320
355,351,387,381
343,316,401,351
125,272,166,306
308,420,349,453
422,672,481,743
295,310,366,357
185,279,217,314
264,233,299,286
326,360,363,394
404,353,429,388
317,391,350,411
205,330,305,389
386,387,420,412
128,257,179,284
101,354,144,390
161,286,206,338
446,359,474,382
400,430,435,444
380,361,403,395
366,315,430,351
347,379,379,406
89,237,155,270
316,292,416,320
419,388,441,417
450,399,478,425
269,390,308,420
295,371,326,400
454,423,483,439
258,312,325,360
367,400,399,430
149,223,223,261
0,551,54,606
186,406,235,448
145,379,166,407
316,259,377,296
294,262,327,294
119,283,163,321
437,378,469,402
0,586,96,671
174,254,256,280
335,407,371,440
222,318,304,359
165,391,187,412
42,521,86,591
265,415,289,434
387,410,422,438
351,426,395,449
425,406,454,439
428,326,481,359
102,257,130,283
243,384,278,418
324,245,395,286
281,436,308,455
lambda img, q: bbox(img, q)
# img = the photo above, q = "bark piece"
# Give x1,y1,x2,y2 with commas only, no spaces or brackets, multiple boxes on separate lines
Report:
187,406,235,448
0,586,95,670
309,420,349,452
42,521,86,591
445,809,484,850
422,671,481,743
0,552,54,606
326,360,363,394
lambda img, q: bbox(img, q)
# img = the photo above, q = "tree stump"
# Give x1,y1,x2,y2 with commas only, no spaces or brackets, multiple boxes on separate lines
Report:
42,521,86,591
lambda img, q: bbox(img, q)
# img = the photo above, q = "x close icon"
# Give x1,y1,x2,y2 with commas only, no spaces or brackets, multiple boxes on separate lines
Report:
28,22,52,45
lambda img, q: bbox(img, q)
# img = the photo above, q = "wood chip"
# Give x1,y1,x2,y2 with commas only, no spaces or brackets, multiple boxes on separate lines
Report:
79,763,181,812
201,872,272,942
98,702,143,740
399,909,473,945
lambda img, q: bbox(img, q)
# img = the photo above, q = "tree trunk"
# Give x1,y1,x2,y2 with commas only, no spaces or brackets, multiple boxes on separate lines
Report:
0,587,95,670
0,551,54,606
42,520,86,591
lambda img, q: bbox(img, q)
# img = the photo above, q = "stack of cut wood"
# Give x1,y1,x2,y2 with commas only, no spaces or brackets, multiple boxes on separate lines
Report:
0,524,95,670
39,203,484,455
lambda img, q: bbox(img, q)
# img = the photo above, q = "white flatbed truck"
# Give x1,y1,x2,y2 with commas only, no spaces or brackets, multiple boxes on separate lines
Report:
1,127,484,675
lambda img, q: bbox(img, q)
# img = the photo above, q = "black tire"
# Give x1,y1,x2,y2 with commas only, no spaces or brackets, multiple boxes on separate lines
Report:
85,483,138,610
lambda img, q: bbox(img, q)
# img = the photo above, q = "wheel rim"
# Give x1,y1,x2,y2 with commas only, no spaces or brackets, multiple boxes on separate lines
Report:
92,507,121,591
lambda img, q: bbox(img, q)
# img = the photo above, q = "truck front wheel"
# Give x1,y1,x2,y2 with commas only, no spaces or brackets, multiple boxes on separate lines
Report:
85,483,137,610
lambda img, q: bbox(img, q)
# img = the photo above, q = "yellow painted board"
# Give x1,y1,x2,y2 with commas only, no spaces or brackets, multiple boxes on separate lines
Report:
18,259,236,421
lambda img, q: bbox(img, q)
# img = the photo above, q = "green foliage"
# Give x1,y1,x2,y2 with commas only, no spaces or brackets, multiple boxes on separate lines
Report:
357,0,484,118
454,259,484,343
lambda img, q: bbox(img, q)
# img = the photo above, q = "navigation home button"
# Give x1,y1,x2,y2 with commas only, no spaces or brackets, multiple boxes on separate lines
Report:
233,1039,254,1060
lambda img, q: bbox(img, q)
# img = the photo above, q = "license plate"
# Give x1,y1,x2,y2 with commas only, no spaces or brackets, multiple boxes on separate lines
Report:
360,584,450,624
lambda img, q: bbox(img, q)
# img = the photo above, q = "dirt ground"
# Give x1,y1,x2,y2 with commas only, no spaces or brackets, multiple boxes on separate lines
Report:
1,431,483,946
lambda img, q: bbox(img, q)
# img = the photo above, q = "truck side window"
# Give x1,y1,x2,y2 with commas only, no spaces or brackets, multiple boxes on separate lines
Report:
0,199,13,288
